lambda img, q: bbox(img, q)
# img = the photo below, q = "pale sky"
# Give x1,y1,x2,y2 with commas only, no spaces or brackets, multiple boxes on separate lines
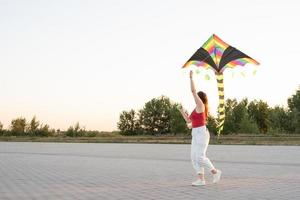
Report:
1,0,300,131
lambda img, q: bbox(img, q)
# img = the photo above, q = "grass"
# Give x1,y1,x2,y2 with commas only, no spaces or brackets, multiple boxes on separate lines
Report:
1,132,300,145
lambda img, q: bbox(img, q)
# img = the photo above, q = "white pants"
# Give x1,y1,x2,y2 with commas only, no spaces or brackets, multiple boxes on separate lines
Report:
191,126,215,175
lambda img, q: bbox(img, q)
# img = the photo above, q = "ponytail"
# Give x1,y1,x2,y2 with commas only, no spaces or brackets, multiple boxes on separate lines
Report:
204,103,209,118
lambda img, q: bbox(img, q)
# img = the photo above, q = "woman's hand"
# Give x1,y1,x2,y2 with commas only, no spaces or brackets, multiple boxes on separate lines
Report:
177,104,187,115
177,104,191,124
177,104,188,114
186,122,192,129
176,103,183,110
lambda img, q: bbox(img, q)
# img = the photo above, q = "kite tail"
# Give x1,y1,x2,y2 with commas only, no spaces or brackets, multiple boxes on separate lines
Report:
216,73,225,137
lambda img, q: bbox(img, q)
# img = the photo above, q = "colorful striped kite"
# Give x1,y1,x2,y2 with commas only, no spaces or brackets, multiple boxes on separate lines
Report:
183,34,259,136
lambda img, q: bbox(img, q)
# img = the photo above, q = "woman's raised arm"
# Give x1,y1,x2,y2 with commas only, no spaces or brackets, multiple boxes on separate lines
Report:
190,71,204,113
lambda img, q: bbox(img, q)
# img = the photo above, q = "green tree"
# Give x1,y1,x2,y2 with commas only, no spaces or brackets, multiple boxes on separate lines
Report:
234,99,248,128
287,87,300,133
0,121,3,136
238,112,259,134
117,109,140,135
222,98,260,134
139,96,172,135
26,116,40,136
229,99,249,133
223,99,238,134
10,117,27,136
248,100,270,133
268,106,292,134
25,116,54,137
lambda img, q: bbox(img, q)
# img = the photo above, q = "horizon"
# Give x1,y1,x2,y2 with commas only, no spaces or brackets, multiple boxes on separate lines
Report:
1,0,300,131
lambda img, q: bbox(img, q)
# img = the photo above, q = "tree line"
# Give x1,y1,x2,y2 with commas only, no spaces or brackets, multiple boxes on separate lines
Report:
1,87,299,137
117,87,300,135
0,117,99,137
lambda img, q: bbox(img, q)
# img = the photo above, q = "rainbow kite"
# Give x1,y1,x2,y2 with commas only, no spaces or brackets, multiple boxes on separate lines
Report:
183,34,259,136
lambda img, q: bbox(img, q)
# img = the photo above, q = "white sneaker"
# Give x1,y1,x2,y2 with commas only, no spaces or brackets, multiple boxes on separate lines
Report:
212,170,222,183
192,179,206,186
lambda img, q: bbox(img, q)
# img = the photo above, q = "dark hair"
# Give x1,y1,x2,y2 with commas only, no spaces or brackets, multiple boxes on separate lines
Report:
197,91,208,118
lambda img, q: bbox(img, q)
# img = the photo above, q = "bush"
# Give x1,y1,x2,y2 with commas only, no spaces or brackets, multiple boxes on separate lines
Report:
85,131,99,137
36,124,55,137
65,122,86,137
64,123,100,137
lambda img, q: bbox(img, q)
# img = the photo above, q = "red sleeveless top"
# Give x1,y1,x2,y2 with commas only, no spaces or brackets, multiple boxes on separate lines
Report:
189,109,206,128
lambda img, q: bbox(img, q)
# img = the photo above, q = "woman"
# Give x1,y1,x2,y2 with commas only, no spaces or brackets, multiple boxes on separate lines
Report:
178,71,221,186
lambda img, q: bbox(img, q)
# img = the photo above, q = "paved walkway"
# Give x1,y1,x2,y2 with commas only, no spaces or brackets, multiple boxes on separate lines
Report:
0,142,299,200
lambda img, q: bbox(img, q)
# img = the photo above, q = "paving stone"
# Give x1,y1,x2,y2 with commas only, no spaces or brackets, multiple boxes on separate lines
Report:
0,142,299,199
